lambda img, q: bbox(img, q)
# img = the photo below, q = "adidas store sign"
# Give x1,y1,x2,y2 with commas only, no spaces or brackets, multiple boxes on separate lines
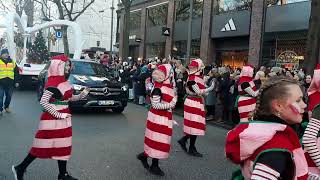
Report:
221,18,237,32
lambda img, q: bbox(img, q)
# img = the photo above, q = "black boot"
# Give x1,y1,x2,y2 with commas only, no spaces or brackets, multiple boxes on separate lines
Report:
178,136,189,152
149,159,164,176
58,172,78,180
188,146,203,157
188,135,203,157
12,165,25,180
137,152,149,169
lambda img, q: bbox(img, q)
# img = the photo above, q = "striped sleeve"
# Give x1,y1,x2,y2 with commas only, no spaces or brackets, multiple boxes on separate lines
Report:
70,88,89,101
251,163,280,180
40,90,64,119
303,118,320,168
191,82,214,96
244,87,259,97
151,95,172,110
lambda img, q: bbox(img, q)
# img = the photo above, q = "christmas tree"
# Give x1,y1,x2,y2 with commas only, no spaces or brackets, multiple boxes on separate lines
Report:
27,31,49,63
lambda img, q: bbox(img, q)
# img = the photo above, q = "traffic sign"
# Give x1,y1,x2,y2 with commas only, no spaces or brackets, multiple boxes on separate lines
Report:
55,31,62,38
162,27,170,36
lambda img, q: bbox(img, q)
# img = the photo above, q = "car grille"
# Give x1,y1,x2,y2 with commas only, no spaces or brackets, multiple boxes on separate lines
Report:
89,87,121,96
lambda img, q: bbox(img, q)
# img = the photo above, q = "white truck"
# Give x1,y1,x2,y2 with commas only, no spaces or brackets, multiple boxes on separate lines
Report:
0,11,84,88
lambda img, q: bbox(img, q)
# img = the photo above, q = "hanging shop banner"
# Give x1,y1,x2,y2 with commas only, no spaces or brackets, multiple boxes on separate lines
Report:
276,51,304,70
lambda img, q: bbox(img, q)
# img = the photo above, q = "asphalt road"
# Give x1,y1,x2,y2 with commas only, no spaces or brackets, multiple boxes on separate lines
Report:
0,90,236,180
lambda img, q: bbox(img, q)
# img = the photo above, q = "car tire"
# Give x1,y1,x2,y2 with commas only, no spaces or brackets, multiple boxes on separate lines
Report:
112,107,125,113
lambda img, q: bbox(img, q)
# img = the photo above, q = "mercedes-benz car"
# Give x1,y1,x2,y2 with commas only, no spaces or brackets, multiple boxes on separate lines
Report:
37,59,128,113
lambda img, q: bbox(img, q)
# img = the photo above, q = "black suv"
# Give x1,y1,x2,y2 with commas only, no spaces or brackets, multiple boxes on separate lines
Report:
37,59,128,113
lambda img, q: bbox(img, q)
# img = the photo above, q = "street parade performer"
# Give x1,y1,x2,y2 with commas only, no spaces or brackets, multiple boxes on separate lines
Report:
303,64,320,178
137,64,177,176
236,64,259,122
12,55,89,180
226,76,310,179
177,59,215,157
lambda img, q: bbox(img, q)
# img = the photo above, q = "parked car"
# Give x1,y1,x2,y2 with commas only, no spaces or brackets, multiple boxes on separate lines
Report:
37,59,129,113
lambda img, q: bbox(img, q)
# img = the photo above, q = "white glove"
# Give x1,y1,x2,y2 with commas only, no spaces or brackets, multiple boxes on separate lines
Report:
60,113,71,119
15,83,19,88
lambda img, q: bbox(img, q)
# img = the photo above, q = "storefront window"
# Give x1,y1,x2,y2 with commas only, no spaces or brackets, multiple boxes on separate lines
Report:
216,51,248,69
216,0,252,14
266,0,309,6
173,39,201,65
146,42,166,59
130,11,141,31
176,0,204,22
147,4,168,27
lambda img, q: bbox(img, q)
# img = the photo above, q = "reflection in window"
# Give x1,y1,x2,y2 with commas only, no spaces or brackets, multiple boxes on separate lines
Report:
130,11,141,31
216,0,252,14
266,0,309,6
147,4,168,27
176,0,204,22
173,39,201,60
146,42,166,59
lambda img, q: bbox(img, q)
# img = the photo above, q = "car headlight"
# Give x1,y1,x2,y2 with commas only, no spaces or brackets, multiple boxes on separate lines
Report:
121,85,128,91
73,84,86,91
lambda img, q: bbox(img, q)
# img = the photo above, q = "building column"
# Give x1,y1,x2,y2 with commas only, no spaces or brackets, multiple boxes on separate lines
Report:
165,0,175,58
248,0,266,67
118,12,125,60
139,7,147,59
200,0,216,65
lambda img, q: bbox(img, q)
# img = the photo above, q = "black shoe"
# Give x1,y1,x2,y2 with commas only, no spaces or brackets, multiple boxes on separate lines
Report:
178,138,188,152
188,147,203,157
137,153,149,169
12,165,25,180
149,165,165,176
58,173,78,180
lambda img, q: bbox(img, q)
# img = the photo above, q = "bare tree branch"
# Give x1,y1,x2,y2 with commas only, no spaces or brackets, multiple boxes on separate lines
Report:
70,0,94,21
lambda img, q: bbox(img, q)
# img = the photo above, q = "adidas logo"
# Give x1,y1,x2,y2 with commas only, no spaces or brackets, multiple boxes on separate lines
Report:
221,18,237,32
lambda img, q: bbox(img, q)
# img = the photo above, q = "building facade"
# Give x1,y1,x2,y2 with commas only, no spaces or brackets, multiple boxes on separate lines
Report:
117,0,310,69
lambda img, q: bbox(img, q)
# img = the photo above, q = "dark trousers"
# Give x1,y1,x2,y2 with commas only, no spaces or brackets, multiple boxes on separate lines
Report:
206,105,215,116
0,85,13,112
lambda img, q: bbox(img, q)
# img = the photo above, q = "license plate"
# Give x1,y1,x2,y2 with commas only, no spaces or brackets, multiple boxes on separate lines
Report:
98,100,114,105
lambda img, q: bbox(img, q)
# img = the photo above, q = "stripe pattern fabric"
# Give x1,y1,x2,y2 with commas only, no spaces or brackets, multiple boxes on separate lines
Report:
225,122,309,180
30,56,74,161
144,83,175,159
237,81,257,122
183,75,206,136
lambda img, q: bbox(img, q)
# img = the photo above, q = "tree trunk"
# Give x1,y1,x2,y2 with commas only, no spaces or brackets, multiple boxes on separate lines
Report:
62,26,69,55
122,3,131,61
304,0,320,75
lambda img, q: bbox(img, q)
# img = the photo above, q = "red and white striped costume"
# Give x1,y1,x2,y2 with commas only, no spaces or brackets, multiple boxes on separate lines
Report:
144,64,176,159
303,64,320,178
184,59,207,136
237,65,258,122
30,55,88,161
226,122,309,180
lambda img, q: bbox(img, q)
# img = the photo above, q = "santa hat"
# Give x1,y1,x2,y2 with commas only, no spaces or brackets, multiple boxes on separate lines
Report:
188,59,204,75
152,64,172,84
45,55,70,89
308,64,320,111
238,64,254,84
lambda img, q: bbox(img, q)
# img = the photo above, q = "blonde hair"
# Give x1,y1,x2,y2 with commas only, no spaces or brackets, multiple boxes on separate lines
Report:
252,76,299,119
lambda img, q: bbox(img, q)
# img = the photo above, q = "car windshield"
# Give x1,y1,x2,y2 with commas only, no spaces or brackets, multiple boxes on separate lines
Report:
71,61,109,77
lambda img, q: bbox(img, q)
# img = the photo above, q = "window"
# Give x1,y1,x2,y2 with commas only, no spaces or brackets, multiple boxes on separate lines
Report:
130,11,141,31
266,0,309,6
147,4,168,27
216,0,252,14
176,0,204,22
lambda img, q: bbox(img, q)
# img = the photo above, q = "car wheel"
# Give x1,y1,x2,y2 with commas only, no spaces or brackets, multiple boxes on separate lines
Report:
112,107,125,113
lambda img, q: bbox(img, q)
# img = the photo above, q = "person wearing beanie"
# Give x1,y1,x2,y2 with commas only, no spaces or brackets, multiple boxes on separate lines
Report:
137,64,177,176
0,48,19,115
12,55,89,180
235,64,259,122
177,59,215,157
